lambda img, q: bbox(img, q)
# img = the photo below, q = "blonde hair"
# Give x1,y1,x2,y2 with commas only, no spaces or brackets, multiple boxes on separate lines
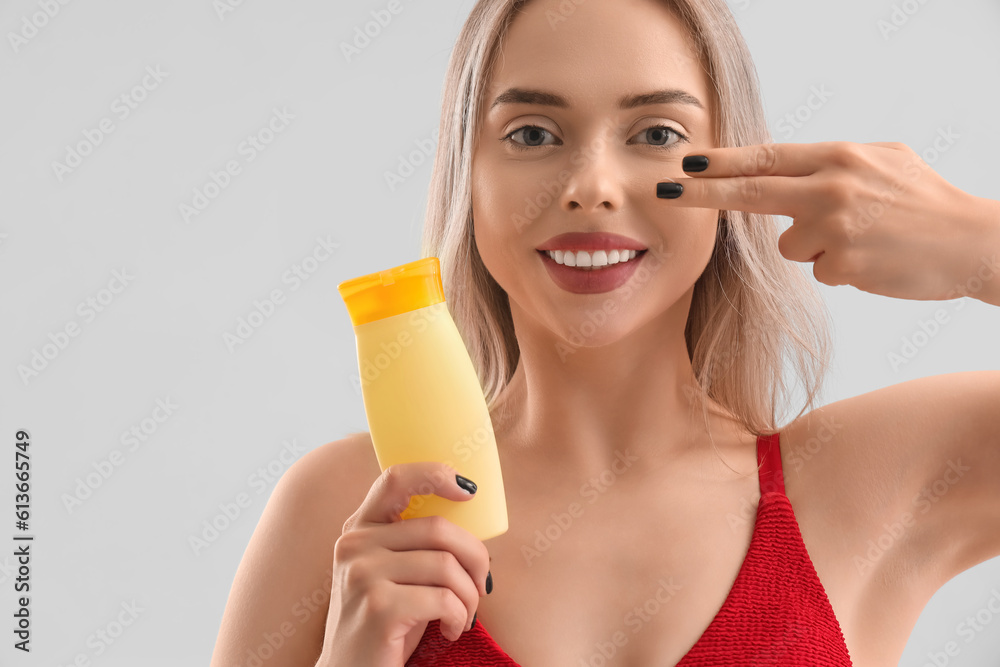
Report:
420,0,833,443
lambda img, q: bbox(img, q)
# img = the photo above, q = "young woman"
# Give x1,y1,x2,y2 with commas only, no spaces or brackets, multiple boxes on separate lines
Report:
211,0,1000,665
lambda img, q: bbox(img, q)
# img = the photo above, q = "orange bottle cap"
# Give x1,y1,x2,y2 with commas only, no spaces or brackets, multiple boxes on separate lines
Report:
337,257,446,326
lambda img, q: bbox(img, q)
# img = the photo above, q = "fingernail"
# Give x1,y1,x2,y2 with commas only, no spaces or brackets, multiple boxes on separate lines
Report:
656,182,683,199
471,611,477,630
486,570,493,595
682,155,709,172
455,474,477,494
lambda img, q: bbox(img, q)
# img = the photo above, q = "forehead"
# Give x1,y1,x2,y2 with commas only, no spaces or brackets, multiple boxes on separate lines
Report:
485,0,710,110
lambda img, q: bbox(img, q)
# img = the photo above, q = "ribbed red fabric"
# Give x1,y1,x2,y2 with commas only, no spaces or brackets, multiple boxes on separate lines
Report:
405,431,854,666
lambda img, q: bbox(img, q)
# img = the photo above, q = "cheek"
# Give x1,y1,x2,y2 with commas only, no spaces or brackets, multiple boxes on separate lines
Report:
474,159,526,219
673,212,719,280
472,156,538,242
635,194,719,258
471,162,522,281
676,208,719,255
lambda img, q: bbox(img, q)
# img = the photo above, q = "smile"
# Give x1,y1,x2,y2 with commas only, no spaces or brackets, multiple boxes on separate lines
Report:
542,248,644,269
538,248,650,294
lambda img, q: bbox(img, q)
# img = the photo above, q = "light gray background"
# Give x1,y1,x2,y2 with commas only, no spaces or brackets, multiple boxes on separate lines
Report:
1,0,999,665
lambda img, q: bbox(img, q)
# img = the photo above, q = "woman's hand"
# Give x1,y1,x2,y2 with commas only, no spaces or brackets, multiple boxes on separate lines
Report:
656,141,1000,305
317,462,491,667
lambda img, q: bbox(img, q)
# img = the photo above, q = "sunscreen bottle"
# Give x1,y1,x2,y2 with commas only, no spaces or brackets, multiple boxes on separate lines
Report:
337,257,508,541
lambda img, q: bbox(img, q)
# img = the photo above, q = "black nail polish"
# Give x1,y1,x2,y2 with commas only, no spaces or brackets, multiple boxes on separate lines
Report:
455,474,477,494
471,612,477,630
486,570,493,595
656,182,683,199
683,155,709,172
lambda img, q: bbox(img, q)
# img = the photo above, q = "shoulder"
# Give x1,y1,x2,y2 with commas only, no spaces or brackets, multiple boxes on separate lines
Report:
780,372,1000,595
257,431,383,548
279,431,383,525
780,376,945,530
779,382,922,553
210,431,383,666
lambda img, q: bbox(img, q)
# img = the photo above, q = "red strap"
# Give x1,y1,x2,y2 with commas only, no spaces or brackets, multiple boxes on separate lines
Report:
756,431,785,497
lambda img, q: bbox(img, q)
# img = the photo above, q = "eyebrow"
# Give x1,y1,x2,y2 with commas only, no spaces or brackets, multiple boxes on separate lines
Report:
489,87,705,111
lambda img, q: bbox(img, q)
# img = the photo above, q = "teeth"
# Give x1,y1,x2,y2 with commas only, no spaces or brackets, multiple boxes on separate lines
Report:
546,248,641,269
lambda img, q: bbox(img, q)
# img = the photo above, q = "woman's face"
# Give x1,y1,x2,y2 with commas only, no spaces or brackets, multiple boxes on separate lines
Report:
472,0,719,347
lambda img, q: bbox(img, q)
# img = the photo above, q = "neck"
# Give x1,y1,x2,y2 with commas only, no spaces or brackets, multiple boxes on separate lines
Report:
488,292,742,478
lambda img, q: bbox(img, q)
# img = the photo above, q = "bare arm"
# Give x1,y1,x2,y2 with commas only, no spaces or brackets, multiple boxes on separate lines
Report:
209,435,378,666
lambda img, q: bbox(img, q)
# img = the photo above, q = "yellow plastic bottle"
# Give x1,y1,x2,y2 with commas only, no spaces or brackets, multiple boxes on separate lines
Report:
337,257,508,541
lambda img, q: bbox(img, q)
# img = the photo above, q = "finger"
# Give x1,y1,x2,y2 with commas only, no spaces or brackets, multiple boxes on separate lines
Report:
387,581,471,642
377,549,482,631
776,223,826,264
656,174,809,216
346,462,491,599
355,462,477,527
370,514,492,598
679,142,831,178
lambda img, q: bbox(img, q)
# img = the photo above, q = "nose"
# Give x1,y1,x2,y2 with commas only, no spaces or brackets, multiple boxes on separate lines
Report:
559,137,625,213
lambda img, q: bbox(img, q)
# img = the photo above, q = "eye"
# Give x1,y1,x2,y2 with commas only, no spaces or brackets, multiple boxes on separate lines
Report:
500,123,690,152
501,125,559,151
628,124,689,149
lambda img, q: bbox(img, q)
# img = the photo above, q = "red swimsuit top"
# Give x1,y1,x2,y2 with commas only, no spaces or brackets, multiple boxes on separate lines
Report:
405,431,854,666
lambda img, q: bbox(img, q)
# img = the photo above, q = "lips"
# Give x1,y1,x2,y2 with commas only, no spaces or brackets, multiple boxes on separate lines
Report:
538,245,648,294
536,231,647,252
